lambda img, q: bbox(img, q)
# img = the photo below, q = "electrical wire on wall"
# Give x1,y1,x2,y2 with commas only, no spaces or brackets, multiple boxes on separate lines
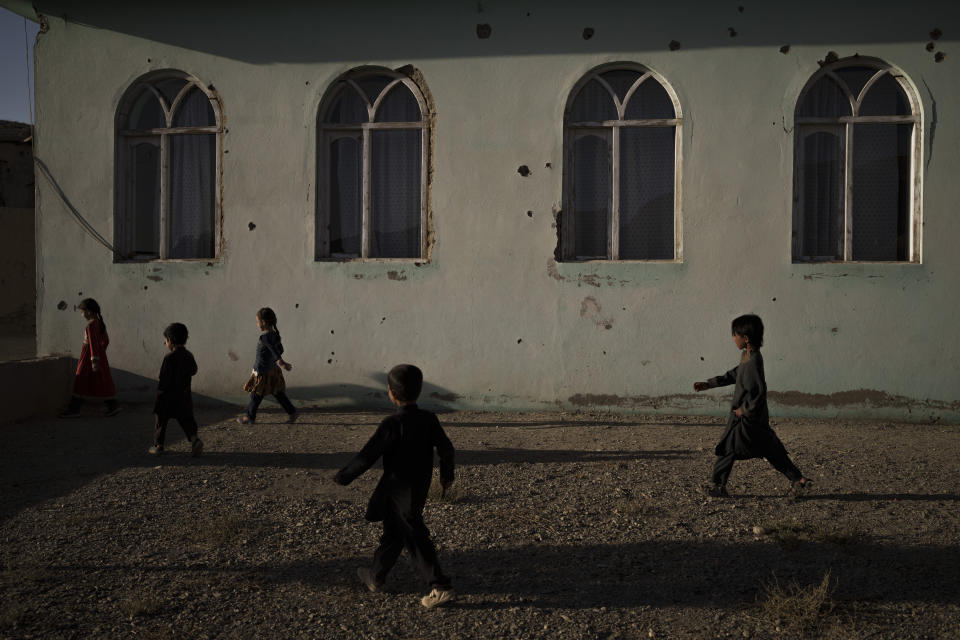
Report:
34,157,119,256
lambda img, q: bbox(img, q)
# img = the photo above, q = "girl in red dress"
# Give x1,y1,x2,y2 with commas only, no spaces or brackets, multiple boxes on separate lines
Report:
59,298,120,418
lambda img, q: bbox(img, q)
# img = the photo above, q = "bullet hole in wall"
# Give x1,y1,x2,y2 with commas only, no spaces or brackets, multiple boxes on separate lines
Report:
669,40,681,51
477,23,492,39
143,286,148,290
295,303,299,308
248,222,256,230
935,52,946,63
77,291,82,296
737,5,744,12
582,27,594,40
700,356,705,361
305,81,310,85
930,28,942,40
545,162,551,168
147,58,151,63
224,149,229,154
330,329,334,334
527,210,533,217
330,351,335,356
57,300,67,310
831,327,839,333
517,165,530,177
926,42,936,52
772,297,777,301
780,45,790,54
380,317,386,324
728,27,737,37
517,338,523,344
327,359,332,364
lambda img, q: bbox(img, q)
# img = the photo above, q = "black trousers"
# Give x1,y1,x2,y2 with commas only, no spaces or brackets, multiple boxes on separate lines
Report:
712,438,802,486
371,508,450,589
154,412,198,447
246,391,295,420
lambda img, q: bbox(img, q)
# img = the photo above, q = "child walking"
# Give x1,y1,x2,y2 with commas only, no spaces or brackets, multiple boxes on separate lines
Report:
59,298,120,418
334,364,456,609
694,314,811,498
149,323,203,456
237,307,297,424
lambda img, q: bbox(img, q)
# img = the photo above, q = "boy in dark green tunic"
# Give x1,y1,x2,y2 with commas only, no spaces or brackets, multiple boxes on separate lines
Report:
694,315,811,497
334,364,456,609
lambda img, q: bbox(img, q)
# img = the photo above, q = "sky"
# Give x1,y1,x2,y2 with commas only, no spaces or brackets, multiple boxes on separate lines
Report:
0,6,40,124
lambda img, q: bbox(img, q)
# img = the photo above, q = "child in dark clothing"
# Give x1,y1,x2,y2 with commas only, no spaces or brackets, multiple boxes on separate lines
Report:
149,323,203,456
694,314,811,498
237,307,297,424
334,364,456,609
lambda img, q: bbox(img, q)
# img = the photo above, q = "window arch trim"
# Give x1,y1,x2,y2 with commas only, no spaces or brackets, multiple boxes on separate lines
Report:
316,66,432,261
114,69,224,262
792,57,923,263
562,62,683,262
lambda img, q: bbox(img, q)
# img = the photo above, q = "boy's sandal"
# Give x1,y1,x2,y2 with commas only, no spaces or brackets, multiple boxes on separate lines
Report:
788,478,812,497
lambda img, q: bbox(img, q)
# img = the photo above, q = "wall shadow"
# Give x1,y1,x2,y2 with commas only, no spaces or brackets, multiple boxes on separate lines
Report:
37,537,960,611
32,1,953,65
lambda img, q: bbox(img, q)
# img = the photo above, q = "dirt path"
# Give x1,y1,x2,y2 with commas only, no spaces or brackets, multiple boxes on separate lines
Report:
1,407,958,639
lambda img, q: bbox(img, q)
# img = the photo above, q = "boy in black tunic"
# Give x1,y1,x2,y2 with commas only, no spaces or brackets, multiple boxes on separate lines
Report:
149,323,203,457
694,315,810,497
334,364,456,608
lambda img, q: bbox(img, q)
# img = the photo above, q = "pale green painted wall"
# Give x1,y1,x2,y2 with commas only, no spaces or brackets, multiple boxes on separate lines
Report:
32,2,960,419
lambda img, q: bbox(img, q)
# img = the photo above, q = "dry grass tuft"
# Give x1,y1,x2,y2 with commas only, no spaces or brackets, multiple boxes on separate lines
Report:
119,594,164,619
760,570,835,633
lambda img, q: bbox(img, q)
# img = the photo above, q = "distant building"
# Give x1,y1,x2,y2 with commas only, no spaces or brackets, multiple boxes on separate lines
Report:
11,1,960,419
0,119,35,343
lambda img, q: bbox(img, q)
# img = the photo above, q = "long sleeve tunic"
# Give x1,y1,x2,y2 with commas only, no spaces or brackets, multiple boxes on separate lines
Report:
154,347,198,417
72,320,116,398
706,350,781,459
334,404,455,522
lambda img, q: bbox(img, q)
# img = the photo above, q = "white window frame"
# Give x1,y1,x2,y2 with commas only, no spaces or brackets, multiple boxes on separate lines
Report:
792,59,922,263
115,70,223,262
562,63,683,262
316,68,430,261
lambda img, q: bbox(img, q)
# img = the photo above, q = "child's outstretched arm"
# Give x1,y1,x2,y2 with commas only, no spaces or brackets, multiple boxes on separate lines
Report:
333,419,394,485
694,365,739,392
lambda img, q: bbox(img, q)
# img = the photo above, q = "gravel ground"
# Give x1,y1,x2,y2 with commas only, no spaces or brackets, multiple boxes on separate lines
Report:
1,406,959,639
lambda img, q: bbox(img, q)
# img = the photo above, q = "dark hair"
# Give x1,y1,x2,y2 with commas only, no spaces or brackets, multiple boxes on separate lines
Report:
163,322,189,345
78,298,105,331
388,364,423,403
731,314,764,348
257,307,280,338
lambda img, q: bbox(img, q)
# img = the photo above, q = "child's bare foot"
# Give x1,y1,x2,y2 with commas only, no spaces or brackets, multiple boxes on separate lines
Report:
236,415,253,424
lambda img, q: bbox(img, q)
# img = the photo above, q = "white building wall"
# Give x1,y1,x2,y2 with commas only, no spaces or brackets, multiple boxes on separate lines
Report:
31,2,960,419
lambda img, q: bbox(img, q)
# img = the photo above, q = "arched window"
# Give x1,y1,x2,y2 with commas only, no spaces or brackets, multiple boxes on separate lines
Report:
793,58,921,262
115,70,222,261
562,63,681,261
317,67,430,260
